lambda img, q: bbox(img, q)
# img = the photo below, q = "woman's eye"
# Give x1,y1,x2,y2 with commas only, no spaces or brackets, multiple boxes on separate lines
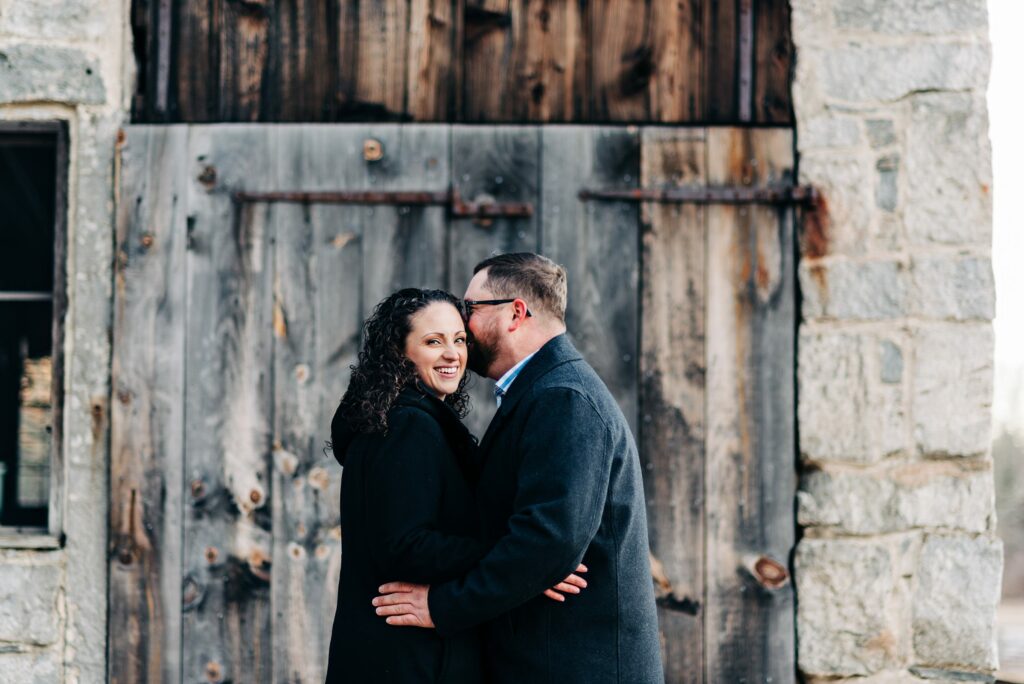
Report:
455,337,466,345
426,339,441,345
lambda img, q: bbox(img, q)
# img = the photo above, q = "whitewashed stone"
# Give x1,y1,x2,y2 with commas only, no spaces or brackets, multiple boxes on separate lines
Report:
799,331,907,464
880,340,903,384
799,153,874,256
798,462,995,534
910,256,995,321
906,92,992,246
913,325,993,457
0,0,107,41
823,42,989,103
0,44,105,105
796,537,909,675
913,535,1002,669
833,0,988,35
0,564,61,645
0,649,61,684
800,259,908,320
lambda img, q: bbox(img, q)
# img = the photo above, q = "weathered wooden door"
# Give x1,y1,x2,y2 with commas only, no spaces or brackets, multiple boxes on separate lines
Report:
109,124,796,683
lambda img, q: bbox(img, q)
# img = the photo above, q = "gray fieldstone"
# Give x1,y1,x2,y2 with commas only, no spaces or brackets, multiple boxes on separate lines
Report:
910,256,995,321
913,325,993,458
913,535,1002,669
801,113,862,149
798,461,995,534
876,154,900,212
796,537,909,676
800,259,908,320
823,42,989,103
905,92,992,246
880,340,903,384
867,119,897,148
0,44,106,105
799,330,907,464
833,0,988,35
0,649,61,684
0,564,61,645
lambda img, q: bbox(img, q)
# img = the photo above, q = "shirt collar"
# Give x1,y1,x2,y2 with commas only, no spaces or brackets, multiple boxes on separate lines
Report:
494,351,538,406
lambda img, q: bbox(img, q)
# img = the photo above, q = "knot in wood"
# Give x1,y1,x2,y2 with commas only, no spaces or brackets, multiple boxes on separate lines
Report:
197,165,217,188
204,660,223,683
363,138,384,162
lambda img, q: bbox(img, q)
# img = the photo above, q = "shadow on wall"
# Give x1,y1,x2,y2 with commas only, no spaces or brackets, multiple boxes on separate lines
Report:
996,427,1024,682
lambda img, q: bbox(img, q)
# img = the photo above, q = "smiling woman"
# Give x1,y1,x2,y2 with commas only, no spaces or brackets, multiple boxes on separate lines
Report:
403,302,468,401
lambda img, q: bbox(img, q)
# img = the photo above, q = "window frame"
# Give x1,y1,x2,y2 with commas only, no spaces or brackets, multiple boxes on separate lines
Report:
0,120,68,547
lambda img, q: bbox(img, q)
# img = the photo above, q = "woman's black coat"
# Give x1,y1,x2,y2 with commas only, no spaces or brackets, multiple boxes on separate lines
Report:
325,384,486,683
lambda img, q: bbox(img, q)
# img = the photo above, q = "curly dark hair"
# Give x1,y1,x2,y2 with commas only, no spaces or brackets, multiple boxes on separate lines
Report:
336,288,471,434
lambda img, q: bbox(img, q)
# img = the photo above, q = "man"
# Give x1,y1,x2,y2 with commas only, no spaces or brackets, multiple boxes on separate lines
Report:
373,253,663,683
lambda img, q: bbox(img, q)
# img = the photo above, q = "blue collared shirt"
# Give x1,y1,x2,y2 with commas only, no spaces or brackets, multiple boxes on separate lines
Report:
494,352,537,407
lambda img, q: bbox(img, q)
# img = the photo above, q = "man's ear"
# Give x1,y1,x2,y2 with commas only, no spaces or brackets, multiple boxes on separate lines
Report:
506,298,530,332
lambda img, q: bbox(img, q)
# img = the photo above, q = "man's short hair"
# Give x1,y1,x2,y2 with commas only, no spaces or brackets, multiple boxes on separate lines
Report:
473,253,568,323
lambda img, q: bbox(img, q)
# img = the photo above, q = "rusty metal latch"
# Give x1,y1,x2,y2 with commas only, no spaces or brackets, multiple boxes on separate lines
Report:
578,185,819,206
232,187,533,219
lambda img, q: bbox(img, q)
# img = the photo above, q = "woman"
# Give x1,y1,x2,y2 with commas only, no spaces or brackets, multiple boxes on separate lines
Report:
325,288,585,683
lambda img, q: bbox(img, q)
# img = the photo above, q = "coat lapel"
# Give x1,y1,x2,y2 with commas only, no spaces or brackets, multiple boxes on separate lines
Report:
477,334,582,455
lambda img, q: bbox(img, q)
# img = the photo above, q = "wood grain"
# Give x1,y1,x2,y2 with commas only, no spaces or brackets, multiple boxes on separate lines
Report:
141,0,793,124
182,126,275,683
109,126,187,684
541,126,640,433
703,127,795,682
639,126,707,682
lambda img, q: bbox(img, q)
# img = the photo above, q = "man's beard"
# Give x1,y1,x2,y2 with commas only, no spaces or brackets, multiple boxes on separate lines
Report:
467,332,497,377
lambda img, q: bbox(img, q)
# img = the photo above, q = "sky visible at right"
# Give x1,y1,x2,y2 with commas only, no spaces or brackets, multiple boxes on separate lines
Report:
988,0,1023,438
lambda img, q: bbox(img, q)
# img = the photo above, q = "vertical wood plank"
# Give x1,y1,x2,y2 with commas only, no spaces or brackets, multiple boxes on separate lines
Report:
649,0,703,122
521,0,582,121
639,126,708,682
215,0,270,121
704,127,796,683
461,0,522,121
753,0,793,123
264,0,334,122
588,0,650,122
182,126,276,684
449,125,540,436
541,126,640,433
355,0,411,118
109,126,188,684
268,125,450,681
407,0,455,120
704,0,739,122
174,0,215,121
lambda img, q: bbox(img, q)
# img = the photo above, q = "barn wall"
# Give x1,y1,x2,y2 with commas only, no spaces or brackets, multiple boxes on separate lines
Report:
0,1,131,682
790,1,1002,681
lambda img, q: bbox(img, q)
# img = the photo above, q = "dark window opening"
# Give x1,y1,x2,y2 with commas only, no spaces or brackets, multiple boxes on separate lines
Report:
0,124,66,530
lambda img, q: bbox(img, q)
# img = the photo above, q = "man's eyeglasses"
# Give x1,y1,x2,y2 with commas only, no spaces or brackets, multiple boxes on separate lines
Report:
462,298,533,318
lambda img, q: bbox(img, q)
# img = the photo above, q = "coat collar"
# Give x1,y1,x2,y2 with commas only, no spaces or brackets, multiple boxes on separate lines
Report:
395,382,476,444
479,334,582,451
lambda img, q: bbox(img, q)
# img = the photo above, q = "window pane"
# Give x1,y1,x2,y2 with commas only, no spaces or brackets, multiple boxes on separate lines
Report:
17,356,51,508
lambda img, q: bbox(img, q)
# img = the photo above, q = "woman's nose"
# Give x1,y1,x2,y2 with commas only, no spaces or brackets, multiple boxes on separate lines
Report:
441,345,459,359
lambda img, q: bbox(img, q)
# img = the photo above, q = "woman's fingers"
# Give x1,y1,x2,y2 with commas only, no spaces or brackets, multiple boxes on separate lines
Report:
575,564,588,573
562,573,588,589
543,589,566,602
552,582,580,594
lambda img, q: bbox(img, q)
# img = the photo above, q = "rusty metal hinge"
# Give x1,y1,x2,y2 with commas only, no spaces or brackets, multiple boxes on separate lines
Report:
578,185,819,206
232,187,533,219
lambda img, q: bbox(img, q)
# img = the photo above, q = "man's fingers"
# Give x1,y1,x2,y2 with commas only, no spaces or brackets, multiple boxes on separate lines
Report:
378,582,415,594
385,614,425,627
372,592,416,607
543,589,566,602
562,573,588,589
375,603,416,617
552,582,580,594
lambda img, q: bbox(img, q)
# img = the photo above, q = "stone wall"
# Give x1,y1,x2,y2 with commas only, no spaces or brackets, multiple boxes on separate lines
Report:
0,0,129,681
791,1,1002,681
